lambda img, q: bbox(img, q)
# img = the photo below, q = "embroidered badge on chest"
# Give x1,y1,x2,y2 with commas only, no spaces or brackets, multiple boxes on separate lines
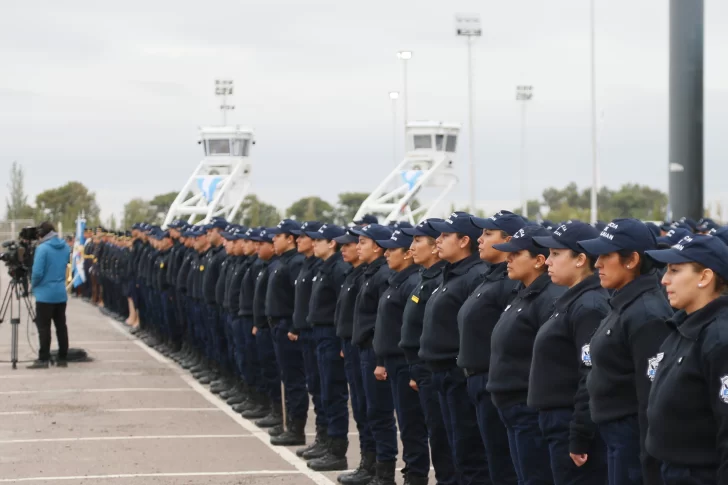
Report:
720,376,728,404
581,344,592,367
646,352,664,381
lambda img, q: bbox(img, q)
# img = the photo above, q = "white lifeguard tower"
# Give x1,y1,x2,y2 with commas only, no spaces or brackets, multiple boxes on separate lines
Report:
354,121,461,225
163,125,254,227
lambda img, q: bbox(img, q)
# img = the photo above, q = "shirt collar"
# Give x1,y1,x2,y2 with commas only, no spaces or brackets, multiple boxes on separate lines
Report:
363,256,387,275
670,296,728,340
609,274,661,311
421,260,447,279
484,260,509,282
517,272,553,299
388,264,421,287
444,253,482,279
554,274,604,312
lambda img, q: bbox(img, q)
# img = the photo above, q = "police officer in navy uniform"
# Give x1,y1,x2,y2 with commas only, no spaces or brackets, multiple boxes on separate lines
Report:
189,228,214,383
399,218,457,485
177,228,201,369
305,223,351,471
420,211,489,485
645,235,728,485
530,221,609,484
577,218,673,485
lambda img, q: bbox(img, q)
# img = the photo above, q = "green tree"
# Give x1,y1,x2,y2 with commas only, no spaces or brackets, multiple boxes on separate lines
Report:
149,191,178,224
123,198,156,228
511,200,542,219
5,161,35,220
287,196,334,222
238,194,281,227
333,192,369,225
35,181,100,230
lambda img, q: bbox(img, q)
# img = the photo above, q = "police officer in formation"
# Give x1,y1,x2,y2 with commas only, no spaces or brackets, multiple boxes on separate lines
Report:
95,212,728,485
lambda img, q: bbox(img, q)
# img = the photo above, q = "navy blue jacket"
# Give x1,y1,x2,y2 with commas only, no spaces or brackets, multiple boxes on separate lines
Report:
399,261,447,364
177,248,196,293
239,256,260,318
419,254,488,365
266,249,305,329
646,297,728,475
201,245,226,306
225,256,247,314
187,251,203,300
353,257,392,347
373,264,421,363
309,253,350,326
215,253,234,309
457,261,519,371
292,255,323,333
335,264,367,339
527,274,609,454
167,241,186,288
253,257,274,328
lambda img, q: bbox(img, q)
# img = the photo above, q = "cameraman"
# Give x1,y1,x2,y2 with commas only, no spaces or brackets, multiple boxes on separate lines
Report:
28,222,71,369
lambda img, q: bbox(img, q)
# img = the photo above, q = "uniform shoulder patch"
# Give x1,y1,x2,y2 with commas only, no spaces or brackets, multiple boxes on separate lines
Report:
647,352,664,381
411,295,420,303
720,376,728,404
581,344,592,367
200,265,205,271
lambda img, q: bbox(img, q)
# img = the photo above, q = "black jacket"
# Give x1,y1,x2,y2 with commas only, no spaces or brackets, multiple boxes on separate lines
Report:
309,253,350,326
335,263,367,339
253,258,274,328
527,274,610,454
399,260,447,364
187,251,203,300
201,245,226,306
176,247,196,293
353,257,392,347
646,297,728,475
224,256,246,313
266,249,305,329
487,273,566,408
419,254,487,365
457,261,519,371
154,249,172,292
292,255,323,332
239,256,260,318
167,241,186,288
373,264,421,363
215,253,234,309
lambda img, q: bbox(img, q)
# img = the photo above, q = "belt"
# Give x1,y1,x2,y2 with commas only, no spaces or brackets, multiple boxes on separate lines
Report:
463,368,487,378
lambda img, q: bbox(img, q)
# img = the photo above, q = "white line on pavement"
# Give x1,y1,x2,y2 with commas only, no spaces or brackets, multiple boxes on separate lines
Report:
0,388,192,395
0,408,221,416
0,470,300,482
0,434,252,444
0,371,144,379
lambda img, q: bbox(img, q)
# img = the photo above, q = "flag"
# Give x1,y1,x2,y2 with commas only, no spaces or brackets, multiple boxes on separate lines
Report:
72,216,86,288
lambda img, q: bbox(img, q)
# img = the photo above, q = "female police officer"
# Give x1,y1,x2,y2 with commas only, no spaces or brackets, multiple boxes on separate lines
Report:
577,218,673,485
645,234,728,485
487,224,566,485
530,220,609,484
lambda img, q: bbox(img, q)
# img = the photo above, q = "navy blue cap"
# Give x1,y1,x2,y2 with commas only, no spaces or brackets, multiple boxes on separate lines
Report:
334,232,359,245
697,218,719,232
492,225,551,256
250,228,274,243
182,226,202,237
204,217,228,231
709,227,728,246
678,217,698,232
354,214,378,225
646,234,728,281
152,230,170,240
222,225,246,240
388,221,414,230
470,210,526,236
132,223,142,230
377,229,413,249
577,218,657,256
593,221,608,232
657,228,691,247
541,219,555,230
669,221,694,232
241,227,259,241
308,223,346,240
348,223,393,243
401,218,443,238
429,211,480,240
645,222,661,238
291,221,323,236
267,219,301,235
168,219,189,230
533,220,600,253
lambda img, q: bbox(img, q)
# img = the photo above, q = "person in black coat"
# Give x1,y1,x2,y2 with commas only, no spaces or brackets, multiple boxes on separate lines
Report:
530,221,609,484
645,235,728,485
577,218,673,485
487,224,566,485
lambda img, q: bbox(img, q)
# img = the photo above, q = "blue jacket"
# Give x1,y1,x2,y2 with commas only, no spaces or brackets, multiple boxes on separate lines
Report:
31,234,71,304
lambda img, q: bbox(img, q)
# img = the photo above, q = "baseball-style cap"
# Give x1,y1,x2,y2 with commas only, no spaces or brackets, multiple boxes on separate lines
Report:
657,228,691,247
222,226,247,240
577,218,658,256
348,224,393,242
709,227,728,246
203,217,228,231
429,212,481,240
646,234,728,280
678,217,698,232
470,210,526,236
308,223,347,240
388,221,414,230
291,221,323,236
377,229,413,249
697,218,719,232
492,225,551,257
645,222,661,238
401,218,443,238
267,219,301,235
354,214,379,225
533,220,600,253
250,228,274,243
168,219,189,230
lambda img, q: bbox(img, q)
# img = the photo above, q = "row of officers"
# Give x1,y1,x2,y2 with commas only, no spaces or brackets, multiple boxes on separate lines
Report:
97,211,728,485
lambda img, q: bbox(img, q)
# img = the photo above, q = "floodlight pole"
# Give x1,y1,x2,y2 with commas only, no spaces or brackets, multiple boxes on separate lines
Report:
589,0,599,224
397,51,412,144
215,79,235,126
389,92,400,166
516,85,533,219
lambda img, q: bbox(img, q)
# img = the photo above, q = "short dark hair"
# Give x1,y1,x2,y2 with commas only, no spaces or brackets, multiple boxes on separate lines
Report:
456,233,479,253
38,221,55,237
618,249,656,275
571,250,597,271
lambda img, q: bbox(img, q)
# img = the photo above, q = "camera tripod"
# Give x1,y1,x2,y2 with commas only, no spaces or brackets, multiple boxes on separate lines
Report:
0,277,35,369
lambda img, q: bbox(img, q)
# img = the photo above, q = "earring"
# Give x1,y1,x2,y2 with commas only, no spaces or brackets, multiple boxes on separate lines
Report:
698,284,704,288
626,265,632,269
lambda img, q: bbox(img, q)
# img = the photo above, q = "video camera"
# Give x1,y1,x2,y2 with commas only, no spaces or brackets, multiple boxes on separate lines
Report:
0,226,39,289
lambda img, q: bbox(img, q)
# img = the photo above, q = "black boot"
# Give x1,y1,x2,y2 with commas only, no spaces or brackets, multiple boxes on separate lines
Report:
254,403,282,427
338,451,376,485
241,395,271,419
405,474,428,485
268,423,285,437
270,419,306,446
308,437,348,471
367,461,396,485
26,360,49,369
297,425,327,458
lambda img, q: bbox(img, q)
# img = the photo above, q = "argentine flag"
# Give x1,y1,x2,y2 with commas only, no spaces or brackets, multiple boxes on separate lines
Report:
72,217,86,288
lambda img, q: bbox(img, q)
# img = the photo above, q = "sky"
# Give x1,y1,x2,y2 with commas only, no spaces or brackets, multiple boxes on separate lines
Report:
2,0,728,224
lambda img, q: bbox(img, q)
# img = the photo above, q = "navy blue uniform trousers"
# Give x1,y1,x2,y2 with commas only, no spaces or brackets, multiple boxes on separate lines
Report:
598,415,644,485
497,403,553,485
359,346,398,463
241,317,262,392
271,320,308,421
660,463,716,485
299,329,326,428
312,326,349,438
342,339,375,454
255,327,281,405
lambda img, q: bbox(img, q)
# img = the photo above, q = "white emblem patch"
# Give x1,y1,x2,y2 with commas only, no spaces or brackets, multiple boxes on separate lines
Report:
720,376,728,404
647,352,664,381
581,344,592,367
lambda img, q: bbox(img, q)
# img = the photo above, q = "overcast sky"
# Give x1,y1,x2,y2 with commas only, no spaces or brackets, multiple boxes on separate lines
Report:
2,0,728,224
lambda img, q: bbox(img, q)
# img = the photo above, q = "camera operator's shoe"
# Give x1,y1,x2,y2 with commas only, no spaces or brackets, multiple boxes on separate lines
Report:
27,360,49,369
55,360,68,368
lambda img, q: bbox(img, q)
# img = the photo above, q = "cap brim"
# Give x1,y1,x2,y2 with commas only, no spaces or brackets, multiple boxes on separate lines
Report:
469,216,498,230
577,237,622,256
532,235,569,249
306,231,327,240
429,221,457,233
348,227,368,237
401,227,436,237
645,248,693,265
289,229,304,235
377,239,409,249
492,241,528,253
334,234,358,244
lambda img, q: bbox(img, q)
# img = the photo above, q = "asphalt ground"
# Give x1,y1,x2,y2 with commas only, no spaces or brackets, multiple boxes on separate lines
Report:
0,283,427,484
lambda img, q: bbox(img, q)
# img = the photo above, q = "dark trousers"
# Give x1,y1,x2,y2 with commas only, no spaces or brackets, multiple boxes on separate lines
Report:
498,403,553,485
255,327,281,405
313,326,349,437
343,338,375,453
598,415,644,485
467,374,517,485
410,363,457,485
431,367,490,485
241,317,262,392
359,346,398,463
539,408,607,485
35,302,68,361
299,329,326,428
385,356,430,479
661,463,716,485
271,321,308,421
230,315,245,379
